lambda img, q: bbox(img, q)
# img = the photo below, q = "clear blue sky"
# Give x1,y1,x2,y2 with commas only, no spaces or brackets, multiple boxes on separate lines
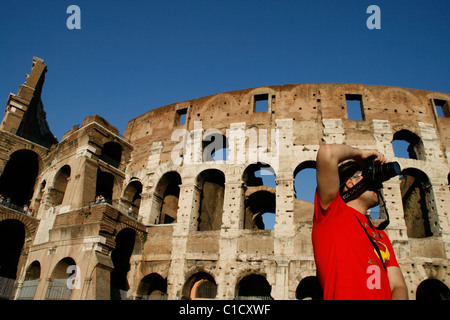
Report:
1,0,446,226
1,0,448,141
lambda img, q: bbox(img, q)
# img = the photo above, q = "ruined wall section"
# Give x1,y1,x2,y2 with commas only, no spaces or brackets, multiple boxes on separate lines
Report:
124,84,449,168
122,83,450,299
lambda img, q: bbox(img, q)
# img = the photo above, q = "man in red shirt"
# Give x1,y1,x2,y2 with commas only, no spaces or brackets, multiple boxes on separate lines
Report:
312,144,408,300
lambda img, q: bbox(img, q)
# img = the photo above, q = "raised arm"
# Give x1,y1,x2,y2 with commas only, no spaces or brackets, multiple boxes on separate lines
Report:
316,144,385,209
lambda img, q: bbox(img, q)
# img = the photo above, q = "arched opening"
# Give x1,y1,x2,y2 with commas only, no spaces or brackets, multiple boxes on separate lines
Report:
154,172,181,224
196,169,225,231
392,130,424,160
416,279,450,300
0,219,25,300
95,169,114,203
243,162,276,187
295,276,323,300
100,142,122,168
110,228,136,300
293,161,316,222
122,180,142,218
17,261,40,300
244,191,276,230
243,163,276,230
51,165,71,206
183,272,217,300
136,273,168,300
202,132,228,162
46,257,77,300
0,150,39,208
400,168,440,238
236,274,272,300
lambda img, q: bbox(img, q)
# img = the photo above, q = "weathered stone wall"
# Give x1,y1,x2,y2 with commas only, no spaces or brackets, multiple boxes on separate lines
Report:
123,83,450,300
1,59,449,300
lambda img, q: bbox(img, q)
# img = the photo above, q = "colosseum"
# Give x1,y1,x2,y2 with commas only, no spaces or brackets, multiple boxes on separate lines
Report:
0,57,449,300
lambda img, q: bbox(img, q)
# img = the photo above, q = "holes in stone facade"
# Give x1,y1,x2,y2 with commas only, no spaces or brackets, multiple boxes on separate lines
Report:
392,130,424,160
236,274,272,300
16,260,40,300
196,169,225,231
176,108,188,126
416,279,450,300
345,94,364,120
243,163,276,230
46,257,76,300
400,168,440,238
244,191,276,230
95,170,114,202
433,99,449,118
110,228,136,300
295,276,323,300
122,180,142,217
136,273,168,300
294,161,316,202
0,149,39,207
202,133,228,162
100,142,122,169
51,165,71,206
183,272,217,300
254,94,269,112
154,172,181,224
0,220,25,282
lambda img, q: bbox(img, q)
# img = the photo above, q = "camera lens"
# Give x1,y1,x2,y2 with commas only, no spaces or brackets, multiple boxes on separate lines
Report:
378,161,401,182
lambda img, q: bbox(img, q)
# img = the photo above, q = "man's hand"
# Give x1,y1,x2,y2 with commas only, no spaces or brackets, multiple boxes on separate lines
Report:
355,149,386,166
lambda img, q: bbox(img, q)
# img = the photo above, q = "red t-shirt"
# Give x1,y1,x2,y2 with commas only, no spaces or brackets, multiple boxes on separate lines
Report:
312,191,399,300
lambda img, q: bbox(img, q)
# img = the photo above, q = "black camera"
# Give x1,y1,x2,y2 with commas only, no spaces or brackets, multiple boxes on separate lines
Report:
364,156,401,189
340,156,401,230
340,156,401,202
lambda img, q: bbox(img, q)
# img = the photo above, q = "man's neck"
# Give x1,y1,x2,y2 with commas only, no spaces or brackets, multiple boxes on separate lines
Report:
346,199,369,215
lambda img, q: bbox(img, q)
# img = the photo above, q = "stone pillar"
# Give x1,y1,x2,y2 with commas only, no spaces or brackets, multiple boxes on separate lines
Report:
217,168,244,299
167,181,199,299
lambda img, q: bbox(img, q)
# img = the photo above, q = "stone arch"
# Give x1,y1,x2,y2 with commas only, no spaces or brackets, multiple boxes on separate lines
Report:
100,141,122,169
182,271,217,300
49,164,71,206
153,171,181,224
110,228,136,300
295,276,323,300
400,168,440,238
243,162,276,230
0,210,38,238
16,260,41,300
6,144,46,172
136,273,168,300
293,160,316,200
195,169,225,231
0,149,40,207
416,279,450,300
46,257,77,300
242,162,276,187
244,190,276,230
392,129,425,160
0,219,25,281
235,273,272,300
202,131,229,162
95,169,114,202
121,178,143,217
